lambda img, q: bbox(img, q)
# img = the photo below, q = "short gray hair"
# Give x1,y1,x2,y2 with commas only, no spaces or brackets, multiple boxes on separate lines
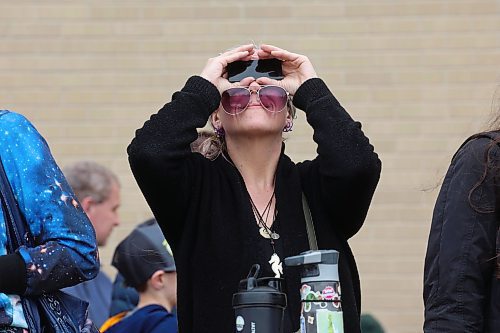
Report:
63,161,120,203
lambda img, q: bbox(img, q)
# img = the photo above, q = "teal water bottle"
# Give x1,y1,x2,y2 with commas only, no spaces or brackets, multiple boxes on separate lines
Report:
285,250,343,333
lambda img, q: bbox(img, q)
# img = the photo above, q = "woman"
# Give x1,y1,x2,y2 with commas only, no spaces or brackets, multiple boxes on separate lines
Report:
424,123,500,331
0,111,99,332
128,44,381,332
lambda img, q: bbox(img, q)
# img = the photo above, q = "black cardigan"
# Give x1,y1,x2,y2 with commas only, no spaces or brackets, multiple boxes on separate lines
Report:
128,76,381,333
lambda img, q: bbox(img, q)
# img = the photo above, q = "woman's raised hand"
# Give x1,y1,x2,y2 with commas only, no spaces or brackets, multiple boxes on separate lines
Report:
200,44,255,93
256,44,318,96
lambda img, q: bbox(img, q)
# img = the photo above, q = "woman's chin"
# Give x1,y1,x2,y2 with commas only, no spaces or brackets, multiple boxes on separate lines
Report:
230,126,284,138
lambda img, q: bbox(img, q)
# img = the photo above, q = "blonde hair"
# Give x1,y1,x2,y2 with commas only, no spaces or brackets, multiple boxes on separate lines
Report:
198,134,225,161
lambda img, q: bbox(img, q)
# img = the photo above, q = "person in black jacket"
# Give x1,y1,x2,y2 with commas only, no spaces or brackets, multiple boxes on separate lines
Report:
424,130,500,332
127,44,381,333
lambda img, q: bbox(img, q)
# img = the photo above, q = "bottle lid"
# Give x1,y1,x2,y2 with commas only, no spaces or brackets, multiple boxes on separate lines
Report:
232,264,287,308
232,289,287,308
284,250,339,266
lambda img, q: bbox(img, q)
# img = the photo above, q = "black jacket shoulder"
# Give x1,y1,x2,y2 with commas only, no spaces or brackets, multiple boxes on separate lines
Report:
424,132,500,332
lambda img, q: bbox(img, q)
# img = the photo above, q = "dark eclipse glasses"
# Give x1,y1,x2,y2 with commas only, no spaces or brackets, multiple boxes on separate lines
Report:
226,59,284,83
221,85,289,115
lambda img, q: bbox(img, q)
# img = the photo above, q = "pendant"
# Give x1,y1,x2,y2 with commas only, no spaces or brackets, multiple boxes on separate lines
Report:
269,253,283,278
259,227,271,239
259,227,280,240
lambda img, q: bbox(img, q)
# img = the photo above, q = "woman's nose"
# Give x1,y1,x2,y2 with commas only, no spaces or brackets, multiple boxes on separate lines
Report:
248,82,262,104
248,81,261,89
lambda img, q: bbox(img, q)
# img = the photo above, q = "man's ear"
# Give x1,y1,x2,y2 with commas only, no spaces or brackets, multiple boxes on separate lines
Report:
80,196,94,214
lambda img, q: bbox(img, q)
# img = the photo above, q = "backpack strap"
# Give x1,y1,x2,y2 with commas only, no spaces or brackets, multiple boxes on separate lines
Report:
0,157,31,252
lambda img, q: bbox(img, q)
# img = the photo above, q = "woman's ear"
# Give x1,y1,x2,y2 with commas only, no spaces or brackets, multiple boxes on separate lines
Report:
211,110,222,130
287,100,297,120
286,104,295,123
283,103,295,132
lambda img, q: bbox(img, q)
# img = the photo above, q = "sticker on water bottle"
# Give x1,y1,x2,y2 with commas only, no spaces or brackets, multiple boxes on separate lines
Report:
316,309,344,333
236,315,245,331
300,315,306,333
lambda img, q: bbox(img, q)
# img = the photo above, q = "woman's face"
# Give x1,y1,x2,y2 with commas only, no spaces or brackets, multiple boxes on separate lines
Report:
215,81,290,138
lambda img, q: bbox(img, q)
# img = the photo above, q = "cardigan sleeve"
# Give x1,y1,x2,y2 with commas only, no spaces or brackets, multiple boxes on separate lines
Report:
127,76,220,248
0,111,99,296
294,78,381,240
423,137,499,332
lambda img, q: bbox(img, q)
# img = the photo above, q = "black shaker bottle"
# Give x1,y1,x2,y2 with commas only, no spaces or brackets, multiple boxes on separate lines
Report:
232,264,287,333
285,250,343,333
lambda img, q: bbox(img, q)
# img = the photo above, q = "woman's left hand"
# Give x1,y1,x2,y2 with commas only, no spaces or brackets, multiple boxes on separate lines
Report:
200,44,255,93
256,44,318,96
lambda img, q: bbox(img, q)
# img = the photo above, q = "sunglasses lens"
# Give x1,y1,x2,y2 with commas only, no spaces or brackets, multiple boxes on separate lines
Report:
221,88,250,114
259,86,288,112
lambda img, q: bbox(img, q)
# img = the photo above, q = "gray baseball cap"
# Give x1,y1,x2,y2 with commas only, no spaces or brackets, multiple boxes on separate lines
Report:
112,218,176,288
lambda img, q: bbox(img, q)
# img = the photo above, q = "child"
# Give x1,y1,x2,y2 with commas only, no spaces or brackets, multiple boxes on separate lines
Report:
101,219,177,333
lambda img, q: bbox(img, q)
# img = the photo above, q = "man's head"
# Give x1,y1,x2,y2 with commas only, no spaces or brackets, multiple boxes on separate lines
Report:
112,219,177,310
64,161,121,246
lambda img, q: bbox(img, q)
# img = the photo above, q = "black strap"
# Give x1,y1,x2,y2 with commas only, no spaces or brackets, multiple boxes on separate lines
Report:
301,192,318,251
0,157,32,253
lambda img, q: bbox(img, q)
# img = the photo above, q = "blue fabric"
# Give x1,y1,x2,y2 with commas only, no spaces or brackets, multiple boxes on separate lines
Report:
109,273,139,317
0,111,99,328
63,270,113,328
106,304,177,333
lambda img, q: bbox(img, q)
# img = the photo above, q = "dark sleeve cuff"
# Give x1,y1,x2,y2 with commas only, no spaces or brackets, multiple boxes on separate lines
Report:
292,78,340,112
182,76,222,114
0,253,27,295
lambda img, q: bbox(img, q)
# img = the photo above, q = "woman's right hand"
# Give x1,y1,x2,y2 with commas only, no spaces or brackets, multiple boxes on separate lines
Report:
256,44,318,96
200,44,255,93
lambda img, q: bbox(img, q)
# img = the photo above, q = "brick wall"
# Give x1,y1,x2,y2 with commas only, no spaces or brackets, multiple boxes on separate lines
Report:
1,1,499,331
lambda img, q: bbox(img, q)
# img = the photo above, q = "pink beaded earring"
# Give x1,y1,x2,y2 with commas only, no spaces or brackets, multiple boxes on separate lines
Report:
283,121,293,132
214,127,225,138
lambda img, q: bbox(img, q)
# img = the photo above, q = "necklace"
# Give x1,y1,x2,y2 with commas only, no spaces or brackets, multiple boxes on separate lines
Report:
248,192,279,240
221,151,283,277
248,191,283,278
